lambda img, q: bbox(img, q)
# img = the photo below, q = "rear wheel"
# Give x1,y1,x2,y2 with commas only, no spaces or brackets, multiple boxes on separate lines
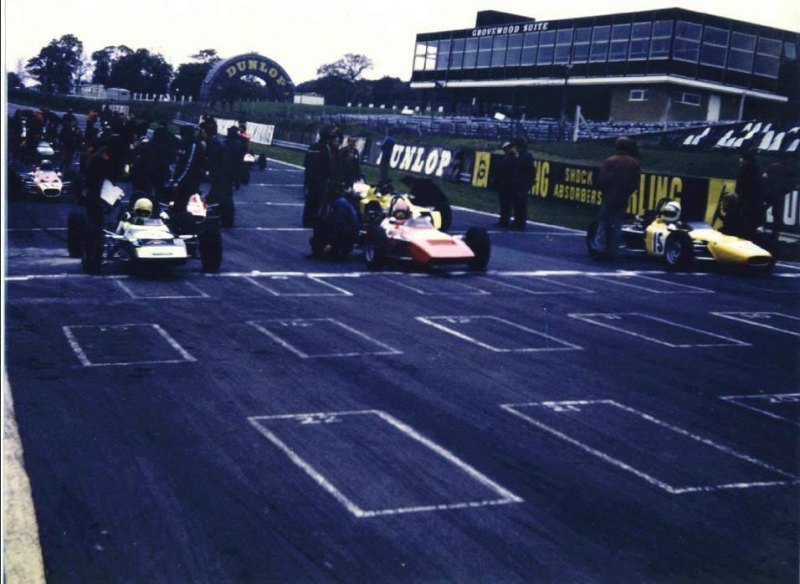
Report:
364,225,388,270
664,231,694,271
465,226,490,271
199,223,223,273
67,211,86,258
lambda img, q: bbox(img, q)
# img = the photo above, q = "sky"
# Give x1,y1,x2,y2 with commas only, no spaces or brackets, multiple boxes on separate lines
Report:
3,0,800,85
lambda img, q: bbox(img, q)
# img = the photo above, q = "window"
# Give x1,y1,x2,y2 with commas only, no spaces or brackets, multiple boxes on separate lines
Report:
521,32,539,65
629,89,650,101
609,24,631,61
590,25,610,62
414,42,427,71
571,27,592,63
700,26,728,68
537,30,556,65
728,32,755,73
650,20,672,59
674,20,701,63
463,38,479,68
554,28,573,64
491,35,508,68
424,41,438,71
785,42,797,60
676,92,701,106
754,36,781,78
477,36,493,68
436,40,451,70
629,22,652,61
506,33,523,66
450,38,465,69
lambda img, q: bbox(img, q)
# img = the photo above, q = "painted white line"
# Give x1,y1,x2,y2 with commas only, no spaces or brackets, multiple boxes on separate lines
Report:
62,323,196,367
248,410,522,518
382,276,490,296
712,312,800,337
247,184,304,188
244,275,353,297
569,313,750,348
720,393,800,426
488,275,595,295
115,279,210,299
502,400,799,494
590,274,714,294
247,318,401,358
7,228,67,232
776,261,800,270
235,202,304,207
417,315,582,352
452,205,583,233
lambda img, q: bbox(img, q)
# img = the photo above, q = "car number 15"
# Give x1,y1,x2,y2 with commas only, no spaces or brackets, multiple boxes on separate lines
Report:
651,231,666,255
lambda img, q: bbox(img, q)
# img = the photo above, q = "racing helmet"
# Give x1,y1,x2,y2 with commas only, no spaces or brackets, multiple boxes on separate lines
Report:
659,200,681,223
133,198,153,220
391,198,411,221
40,160,54,171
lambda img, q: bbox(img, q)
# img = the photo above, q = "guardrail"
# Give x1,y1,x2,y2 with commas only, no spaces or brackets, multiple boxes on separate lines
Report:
272,139,308,151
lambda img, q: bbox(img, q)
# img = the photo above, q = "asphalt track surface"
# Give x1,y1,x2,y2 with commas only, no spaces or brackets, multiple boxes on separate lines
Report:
5,157,800,582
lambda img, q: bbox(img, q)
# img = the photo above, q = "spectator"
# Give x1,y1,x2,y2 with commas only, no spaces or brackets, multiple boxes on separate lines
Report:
302,128,341,227
762,153,795,248
205,123,236,227
735,150,764,241
224,126,246,192
511,137,535,230
590,136,641,260
339,136,362,186
493,141,517,228
379,129,396,182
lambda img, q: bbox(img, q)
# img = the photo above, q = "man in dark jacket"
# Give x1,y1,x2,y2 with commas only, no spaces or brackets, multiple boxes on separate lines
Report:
511,137,535,230
590,136,641,260
171,125,206,213
302,129,340,227
493,141,517,228
205,124,236,227
339,137,362,186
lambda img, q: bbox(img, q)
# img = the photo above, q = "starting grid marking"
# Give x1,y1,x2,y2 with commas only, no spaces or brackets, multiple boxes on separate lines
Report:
247,318,401,358
417,315,582,352
245,275,353,297
380,275,490,296
588,274,714,294
248,410,523,518
62,323,196,367
502,400,799,494
569,313,749,348
720,393,800,426
712,312,800,337
115,279,210,299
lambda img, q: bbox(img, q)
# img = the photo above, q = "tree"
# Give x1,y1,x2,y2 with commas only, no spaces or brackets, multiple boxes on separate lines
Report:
7,72,24,90
316,53,374,82
171,49,221,100
26,34,85,93
108,49,173,95
91,45,133,85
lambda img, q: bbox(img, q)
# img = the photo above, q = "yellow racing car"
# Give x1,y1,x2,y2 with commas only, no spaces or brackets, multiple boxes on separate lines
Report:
587,199,774,272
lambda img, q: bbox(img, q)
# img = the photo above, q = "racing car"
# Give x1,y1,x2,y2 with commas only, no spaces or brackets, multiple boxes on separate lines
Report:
363,197,490,271
353,179,452,231
587,198,774,272
20,159,71,199
67,193,223,274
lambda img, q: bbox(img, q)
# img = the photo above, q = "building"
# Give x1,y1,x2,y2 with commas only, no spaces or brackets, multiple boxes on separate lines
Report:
77,84,132,101
410,9,799,123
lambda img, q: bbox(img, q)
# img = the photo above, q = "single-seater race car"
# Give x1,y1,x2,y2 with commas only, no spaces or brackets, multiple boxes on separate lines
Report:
363,197,490,271
20,159,71,199
353,179,452,231
587,198,774,272
67,191,223,275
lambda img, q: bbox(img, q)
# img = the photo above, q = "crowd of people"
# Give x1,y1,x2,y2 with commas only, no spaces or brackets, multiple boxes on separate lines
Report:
9,106,256,230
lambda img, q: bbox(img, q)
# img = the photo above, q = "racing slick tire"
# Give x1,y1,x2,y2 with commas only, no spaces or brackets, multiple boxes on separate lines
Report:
81,226,103,274
199,223,223,273
257,154,268,170
465,226,491,271
664,230,694,272
586,221,605,260
67,211,86,258
364,225,388,270
364,201,383,224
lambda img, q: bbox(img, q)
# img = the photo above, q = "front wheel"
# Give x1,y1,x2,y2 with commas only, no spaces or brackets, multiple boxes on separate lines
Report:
664,231,693,271
465,226,490,271
364,225,388,270
199,223,223,273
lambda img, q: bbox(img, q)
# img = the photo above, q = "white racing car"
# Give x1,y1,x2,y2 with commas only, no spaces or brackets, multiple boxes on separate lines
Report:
21,160,71,199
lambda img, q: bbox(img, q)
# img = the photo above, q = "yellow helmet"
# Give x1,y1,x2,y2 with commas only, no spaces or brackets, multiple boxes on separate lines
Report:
133,198,153,219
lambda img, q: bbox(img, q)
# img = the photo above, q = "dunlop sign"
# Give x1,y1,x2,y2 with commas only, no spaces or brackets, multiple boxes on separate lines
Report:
224,59,288,87
370,143,455,178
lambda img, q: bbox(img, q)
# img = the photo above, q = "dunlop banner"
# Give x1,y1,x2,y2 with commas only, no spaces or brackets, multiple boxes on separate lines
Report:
483,155,798,234
368,142,455,179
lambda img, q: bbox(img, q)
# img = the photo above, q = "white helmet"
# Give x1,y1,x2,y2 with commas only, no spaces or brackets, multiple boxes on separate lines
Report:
660,200,681,223
391,198,411,221
133,197,153,219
